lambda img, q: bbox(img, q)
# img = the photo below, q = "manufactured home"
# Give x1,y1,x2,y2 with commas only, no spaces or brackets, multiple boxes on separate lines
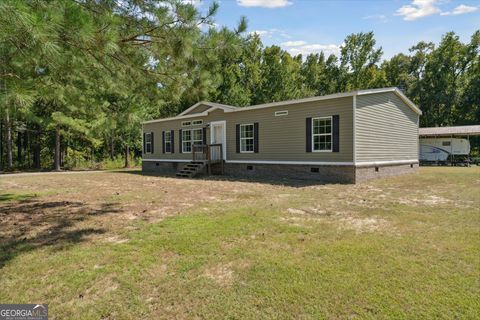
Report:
142,87,421,183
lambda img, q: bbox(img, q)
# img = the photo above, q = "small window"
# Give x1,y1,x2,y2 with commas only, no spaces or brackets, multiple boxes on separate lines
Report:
312,117,332,152
192,120,203,126
246,165,253,170
375,167,379,172
145,132,152,154
311,167,319,173
275,110,288,117
442,141,451,146
164,131,172,153
181,121,191,127
240,124,254,153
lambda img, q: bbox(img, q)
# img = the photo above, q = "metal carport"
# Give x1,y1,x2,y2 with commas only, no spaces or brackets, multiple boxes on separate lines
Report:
419,125,480,165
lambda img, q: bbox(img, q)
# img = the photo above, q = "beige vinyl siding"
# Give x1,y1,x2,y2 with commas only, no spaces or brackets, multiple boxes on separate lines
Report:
355,92,419,162
225,97,353,162
142,110,225,161
143,97,354,162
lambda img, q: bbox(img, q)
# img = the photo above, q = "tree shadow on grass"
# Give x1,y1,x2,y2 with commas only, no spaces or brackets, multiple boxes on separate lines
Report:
0,199,122,268
114,169,347,188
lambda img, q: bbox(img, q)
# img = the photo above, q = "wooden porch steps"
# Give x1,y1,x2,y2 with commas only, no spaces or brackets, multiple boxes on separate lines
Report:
175,161,206,178
175,143,224,178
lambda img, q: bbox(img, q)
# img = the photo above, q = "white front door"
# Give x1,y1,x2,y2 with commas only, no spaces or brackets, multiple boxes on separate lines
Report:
213,125,223,144
210,121,227,160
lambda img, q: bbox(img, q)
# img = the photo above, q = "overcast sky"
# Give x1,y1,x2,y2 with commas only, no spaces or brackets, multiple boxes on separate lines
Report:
194,0,480,59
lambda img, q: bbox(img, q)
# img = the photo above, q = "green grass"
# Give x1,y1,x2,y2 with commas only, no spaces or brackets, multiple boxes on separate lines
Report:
0,167,479,319
0,192,38,202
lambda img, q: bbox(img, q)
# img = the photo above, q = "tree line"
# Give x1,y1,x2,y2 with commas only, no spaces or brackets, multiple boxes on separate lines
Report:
1,0,478,171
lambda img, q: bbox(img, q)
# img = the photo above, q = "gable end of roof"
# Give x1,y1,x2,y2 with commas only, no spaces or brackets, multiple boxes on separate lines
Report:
356,87,422,115
177,101,237,117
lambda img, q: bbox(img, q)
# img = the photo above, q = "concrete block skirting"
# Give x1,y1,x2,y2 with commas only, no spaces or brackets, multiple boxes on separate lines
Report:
223,163,356,184
142,161,418,184
355,163,418,183
142,161,185,174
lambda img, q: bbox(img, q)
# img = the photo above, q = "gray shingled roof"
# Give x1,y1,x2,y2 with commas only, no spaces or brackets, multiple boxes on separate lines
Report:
419,125,480,136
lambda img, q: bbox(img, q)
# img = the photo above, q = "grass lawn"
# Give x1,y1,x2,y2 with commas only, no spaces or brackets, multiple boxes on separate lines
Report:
0,167,479,319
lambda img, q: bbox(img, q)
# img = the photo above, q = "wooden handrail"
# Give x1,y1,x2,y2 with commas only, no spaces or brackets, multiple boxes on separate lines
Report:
192,143,224,174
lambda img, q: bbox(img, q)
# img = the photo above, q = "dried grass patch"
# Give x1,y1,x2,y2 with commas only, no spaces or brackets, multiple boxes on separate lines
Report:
283,206,396,234
202,260,251,287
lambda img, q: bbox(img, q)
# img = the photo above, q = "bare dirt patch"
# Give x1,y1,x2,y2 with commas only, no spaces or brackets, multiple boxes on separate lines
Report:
203,263,235,286
202,260,251,287
104,236,129,244
397,195,452,206
338,216,392,234
287,208,307,215
282,206,395,234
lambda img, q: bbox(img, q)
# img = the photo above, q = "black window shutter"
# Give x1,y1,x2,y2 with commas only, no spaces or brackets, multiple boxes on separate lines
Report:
179,129,182,153
202,127,207,145
235,124,240,153
306,118,312,152
143,132,146,154
162,131,165,154
150,132,154,153
254,122,259,153
332,115,340,152
171,130,175,154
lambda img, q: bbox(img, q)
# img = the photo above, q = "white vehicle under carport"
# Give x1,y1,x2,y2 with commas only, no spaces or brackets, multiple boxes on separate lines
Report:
419,125,480,166
420,138,470,164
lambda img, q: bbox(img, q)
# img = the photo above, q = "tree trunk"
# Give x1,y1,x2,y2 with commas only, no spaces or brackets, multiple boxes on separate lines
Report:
5,108,12,170
110,136,114,160
62,143,67,167
33,125,41,169
17,130,22,167
54,126,61,171
124,145,129,168
34,144,41,169
0,120,3,171
25,131,30,168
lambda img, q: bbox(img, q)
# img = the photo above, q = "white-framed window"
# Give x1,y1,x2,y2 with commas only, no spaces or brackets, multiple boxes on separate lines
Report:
275,110,288,117
181,121,191,127
182,128,203,153
145,132,152,154
182,130,191,153
164,131,172,153
312,117,332,152
240,124,254,153
192,120,203,126
193,128,203,145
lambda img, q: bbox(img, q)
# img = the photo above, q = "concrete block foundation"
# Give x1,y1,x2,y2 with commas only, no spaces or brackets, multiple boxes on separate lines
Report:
142,160,418,184
224,163,355,183
142,161,184,174
355,163,419,183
